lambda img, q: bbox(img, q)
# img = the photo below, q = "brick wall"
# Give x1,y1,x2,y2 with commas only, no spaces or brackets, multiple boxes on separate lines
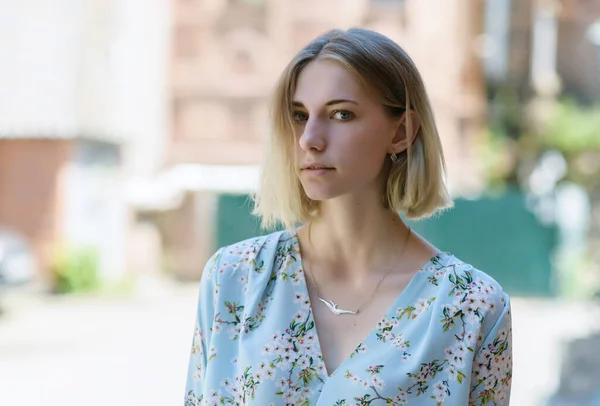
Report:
0,139,70,281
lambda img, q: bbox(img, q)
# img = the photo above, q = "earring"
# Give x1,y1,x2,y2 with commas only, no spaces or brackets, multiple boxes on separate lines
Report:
390,151,398,163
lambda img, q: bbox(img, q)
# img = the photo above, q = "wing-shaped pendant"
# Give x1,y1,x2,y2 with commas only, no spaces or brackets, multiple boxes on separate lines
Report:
318,298,358,315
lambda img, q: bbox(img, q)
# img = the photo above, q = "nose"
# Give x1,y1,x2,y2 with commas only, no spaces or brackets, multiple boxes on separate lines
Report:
298,117,326,152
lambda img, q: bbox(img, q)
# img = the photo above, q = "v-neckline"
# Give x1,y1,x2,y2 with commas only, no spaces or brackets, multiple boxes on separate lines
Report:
289,229,444,380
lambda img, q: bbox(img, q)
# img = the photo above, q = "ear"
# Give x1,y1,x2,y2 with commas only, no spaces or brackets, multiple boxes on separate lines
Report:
390,110,421,154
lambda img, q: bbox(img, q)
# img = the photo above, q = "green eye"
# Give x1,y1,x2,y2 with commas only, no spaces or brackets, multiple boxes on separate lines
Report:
292,112,308,122
332,110,354,120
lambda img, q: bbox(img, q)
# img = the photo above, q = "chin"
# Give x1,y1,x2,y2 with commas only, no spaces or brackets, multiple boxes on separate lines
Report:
301,185,345,202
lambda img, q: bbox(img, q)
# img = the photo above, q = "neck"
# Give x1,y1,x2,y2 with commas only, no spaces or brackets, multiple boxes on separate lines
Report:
303,195,410,283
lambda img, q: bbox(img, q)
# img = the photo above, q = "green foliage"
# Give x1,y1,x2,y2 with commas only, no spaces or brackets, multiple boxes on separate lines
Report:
477,126,514,190
543,99,600,190
51,245,100,294
483,90,600,191
480,85,528,190
544,100,600,154
488,86,523,140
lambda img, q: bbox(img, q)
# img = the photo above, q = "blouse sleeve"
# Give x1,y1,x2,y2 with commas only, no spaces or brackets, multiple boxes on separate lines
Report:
468,292,513,405
184,248,223,406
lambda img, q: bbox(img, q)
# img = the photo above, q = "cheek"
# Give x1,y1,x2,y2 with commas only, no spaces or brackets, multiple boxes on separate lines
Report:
340,127,387,165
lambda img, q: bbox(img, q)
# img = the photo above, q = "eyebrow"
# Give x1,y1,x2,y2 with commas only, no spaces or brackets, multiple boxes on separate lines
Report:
292,99,359,108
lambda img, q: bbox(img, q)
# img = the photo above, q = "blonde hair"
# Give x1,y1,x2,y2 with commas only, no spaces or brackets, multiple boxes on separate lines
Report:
253,28,453,230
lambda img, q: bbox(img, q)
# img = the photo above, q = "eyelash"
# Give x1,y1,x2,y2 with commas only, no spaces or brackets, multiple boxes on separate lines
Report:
292,112,308,122
291,109,355,123
331,109,354,121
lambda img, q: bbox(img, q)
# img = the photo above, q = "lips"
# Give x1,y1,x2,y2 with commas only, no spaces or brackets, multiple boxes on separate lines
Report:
302,164,334,170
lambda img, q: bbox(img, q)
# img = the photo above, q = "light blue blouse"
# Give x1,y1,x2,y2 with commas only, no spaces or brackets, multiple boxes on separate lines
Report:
185,230,512,405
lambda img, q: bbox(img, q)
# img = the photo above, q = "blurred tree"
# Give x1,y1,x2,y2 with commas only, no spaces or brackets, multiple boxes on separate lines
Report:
483,85,600,191
543,100,600,190
51,245,100,294
481,83,600,296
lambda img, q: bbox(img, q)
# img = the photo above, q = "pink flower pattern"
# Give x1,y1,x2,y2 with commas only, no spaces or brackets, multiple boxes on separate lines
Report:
185,231,512,405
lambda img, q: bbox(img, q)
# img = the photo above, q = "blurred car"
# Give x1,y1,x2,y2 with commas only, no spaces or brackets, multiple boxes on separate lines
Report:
0,228,37,288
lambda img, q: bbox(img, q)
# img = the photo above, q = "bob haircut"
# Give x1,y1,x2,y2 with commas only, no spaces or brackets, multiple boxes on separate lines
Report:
253,28,453,231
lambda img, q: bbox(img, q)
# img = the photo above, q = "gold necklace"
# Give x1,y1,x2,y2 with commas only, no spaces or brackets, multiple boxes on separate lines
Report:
303,225,412,316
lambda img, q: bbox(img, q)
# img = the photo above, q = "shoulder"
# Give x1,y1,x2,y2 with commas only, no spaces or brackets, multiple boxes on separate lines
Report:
432,253,507,301
203,229,297,282
430,253,510,334
218,229,296,268
197,230,299,329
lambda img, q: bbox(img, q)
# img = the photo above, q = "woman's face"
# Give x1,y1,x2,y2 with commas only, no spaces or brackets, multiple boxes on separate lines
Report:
292,59,400,203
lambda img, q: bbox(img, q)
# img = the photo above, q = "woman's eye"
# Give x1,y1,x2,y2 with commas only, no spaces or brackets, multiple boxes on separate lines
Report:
331,110,354,121
292,112,308,122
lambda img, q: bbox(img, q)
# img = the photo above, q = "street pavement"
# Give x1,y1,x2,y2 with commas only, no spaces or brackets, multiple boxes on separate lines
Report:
0,280,199,406
0,280,599,406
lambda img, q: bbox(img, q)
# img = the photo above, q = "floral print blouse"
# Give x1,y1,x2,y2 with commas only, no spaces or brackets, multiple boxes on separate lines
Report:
185,230,512,405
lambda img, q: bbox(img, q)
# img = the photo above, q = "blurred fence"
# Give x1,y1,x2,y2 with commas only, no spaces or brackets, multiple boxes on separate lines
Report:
214,188,558,297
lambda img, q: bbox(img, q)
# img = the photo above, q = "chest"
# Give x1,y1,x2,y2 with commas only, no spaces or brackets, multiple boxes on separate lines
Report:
205,262,479,405
306,276,414,377
209,291,473,405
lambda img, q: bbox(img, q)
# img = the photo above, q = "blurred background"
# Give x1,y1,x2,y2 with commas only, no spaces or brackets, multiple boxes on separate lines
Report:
0,0,599,405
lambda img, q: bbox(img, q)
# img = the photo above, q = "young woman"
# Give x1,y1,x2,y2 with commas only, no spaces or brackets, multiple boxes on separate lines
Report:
185,28,512,406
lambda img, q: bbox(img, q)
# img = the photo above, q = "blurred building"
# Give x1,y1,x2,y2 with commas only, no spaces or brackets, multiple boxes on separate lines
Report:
0,0,171,286
485,0,600,101
3,0,598,286
557,0,600,102
0,135,123,286
165,0,488,278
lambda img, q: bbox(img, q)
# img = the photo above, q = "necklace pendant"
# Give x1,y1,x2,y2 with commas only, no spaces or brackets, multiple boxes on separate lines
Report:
319,297,358,316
